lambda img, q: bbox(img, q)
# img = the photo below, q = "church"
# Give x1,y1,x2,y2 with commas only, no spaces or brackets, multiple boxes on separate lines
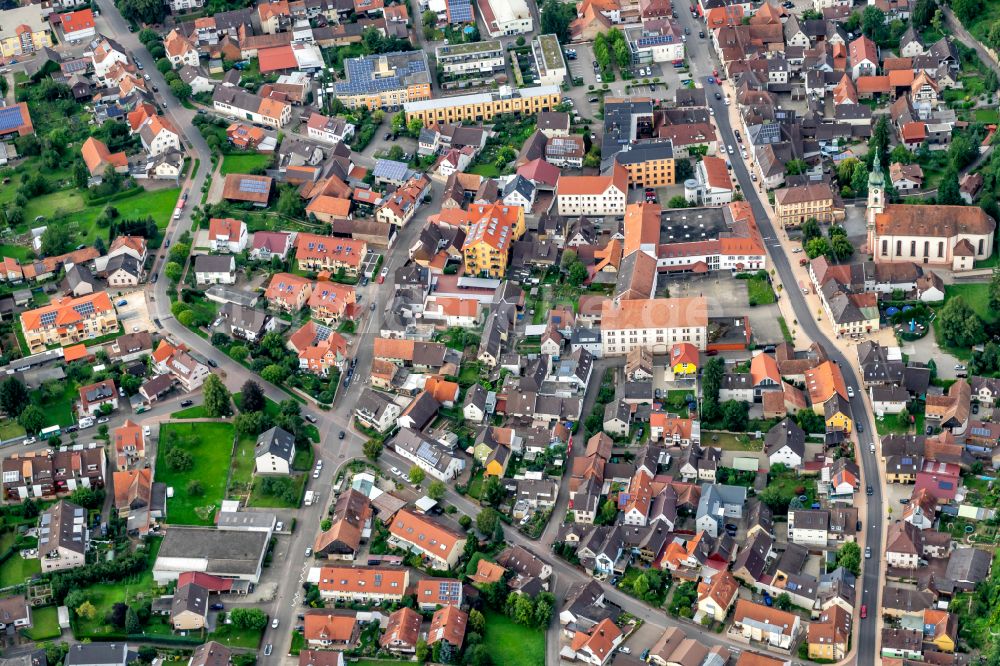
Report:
866,158,995,272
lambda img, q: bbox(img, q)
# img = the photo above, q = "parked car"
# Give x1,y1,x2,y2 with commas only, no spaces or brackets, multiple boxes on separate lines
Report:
210,603,224,611
271,618,279,630
304,414,318,424
275,522,284,531
866,486,873,496
263,645,273,657
390,467,401,476
847,386,855,398
207,358,218,368
180,399,194,407
338,431,346,439
865,546,872,559
860,605,867,619
305,547,313,557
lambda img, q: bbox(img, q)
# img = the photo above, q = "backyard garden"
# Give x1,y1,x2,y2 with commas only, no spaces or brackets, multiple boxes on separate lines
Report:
155,421,236,525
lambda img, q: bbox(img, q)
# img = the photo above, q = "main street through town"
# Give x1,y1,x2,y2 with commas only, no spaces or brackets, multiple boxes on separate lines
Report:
89,0,883,661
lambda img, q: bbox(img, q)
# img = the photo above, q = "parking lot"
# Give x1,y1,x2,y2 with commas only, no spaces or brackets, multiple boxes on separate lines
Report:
114,290,156,334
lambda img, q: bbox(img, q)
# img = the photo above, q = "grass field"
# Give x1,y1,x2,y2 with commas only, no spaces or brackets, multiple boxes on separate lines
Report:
207,623,264,649
248,474,305,509
22,606,61,641
229,434,257,497
30,382,78,428
0,419,26,441
23,187,180,245
221,153,273,175
483,610,544,666
170,404,207,419
746,275,776,305
0,245,34,262
934,283,996,359
702,430,762,451
0,551,41,587
156,422,235,525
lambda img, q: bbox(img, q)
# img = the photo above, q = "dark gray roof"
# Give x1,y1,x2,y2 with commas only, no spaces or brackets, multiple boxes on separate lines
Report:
194,255,235,274
171,582,209,618
157,527,269,575
764,418,806,459
106,253,142,278
945,547,992,583
255,426,296,462
64,643,135,666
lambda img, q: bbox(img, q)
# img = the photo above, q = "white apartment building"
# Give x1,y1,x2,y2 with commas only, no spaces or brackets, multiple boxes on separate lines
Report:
600,297,708,356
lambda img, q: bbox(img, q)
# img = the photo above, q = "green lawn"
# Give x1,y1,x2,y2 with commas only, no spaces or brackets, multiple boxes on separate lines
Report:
220,153,273,175
21,187,180,247
248,474,305,509
468,163,500,177
156,422,235,525
105,188,181,230
22,605,61,641
483,610,544,666
228,434,257,498
0,419,26,441
170,404,207,419
702,430,761,451
975,108,1000,124
777,316,794,343
746,276,776,305
0,551,41,587
30,382,78,428
0,245,34,262
933,284,996,360
875,412,917,436
207,624,264,649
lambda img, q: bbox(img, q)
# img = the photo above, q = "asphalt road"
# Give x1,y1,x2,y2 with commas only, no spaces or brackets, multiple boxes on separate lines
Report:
672,7,882,665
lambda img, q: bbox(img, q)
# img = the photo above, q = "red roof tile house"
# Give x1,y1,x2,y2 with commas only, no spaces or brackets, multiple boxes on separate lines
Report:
250,231,293,261
303,612,359,649
295,234,366,275
314,566,409,603
563,618,623,666
81,137,128,178
113,420,145,470
427,605,468,651
416,578,463,611
78,379,119,417
265,273,314,312
381,607,422,654
208,218,249,253
288,321,349,375
59,8,96,41
307,282,356,324
388,509,467,569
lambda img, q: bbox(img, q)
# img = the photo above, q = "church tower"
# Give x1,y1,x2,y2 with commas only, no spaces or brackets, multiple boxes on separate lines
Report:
866,149,885,255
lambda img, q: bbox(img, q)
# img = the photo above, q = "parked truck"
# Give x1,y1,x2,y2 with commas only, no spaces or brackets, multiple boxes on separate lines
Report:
304,490,316,506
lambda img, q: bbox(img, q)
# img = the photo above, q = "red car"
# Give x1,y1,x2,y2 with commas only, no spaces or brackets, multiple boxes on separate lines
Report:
860,605,867,619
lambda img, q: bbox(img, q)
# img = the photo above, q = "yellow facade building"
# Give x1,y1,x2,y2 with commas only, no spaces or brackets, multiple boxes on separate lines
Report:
451,203,526,278
774,182,845,227
404,85,561,126
0,6,53,59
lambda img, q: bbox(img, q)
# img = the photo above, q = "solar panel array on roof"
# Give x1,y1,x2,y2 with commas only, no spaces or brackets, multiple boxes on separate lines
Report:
73,301,95,316
447,0,473,23
40,312,58,326
372,159,409,182
335,52,428,96
239,177,269,193
314,323,334,342
0,106,26,133
438,580,461,602
416,440,441,466
637,33,676,47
